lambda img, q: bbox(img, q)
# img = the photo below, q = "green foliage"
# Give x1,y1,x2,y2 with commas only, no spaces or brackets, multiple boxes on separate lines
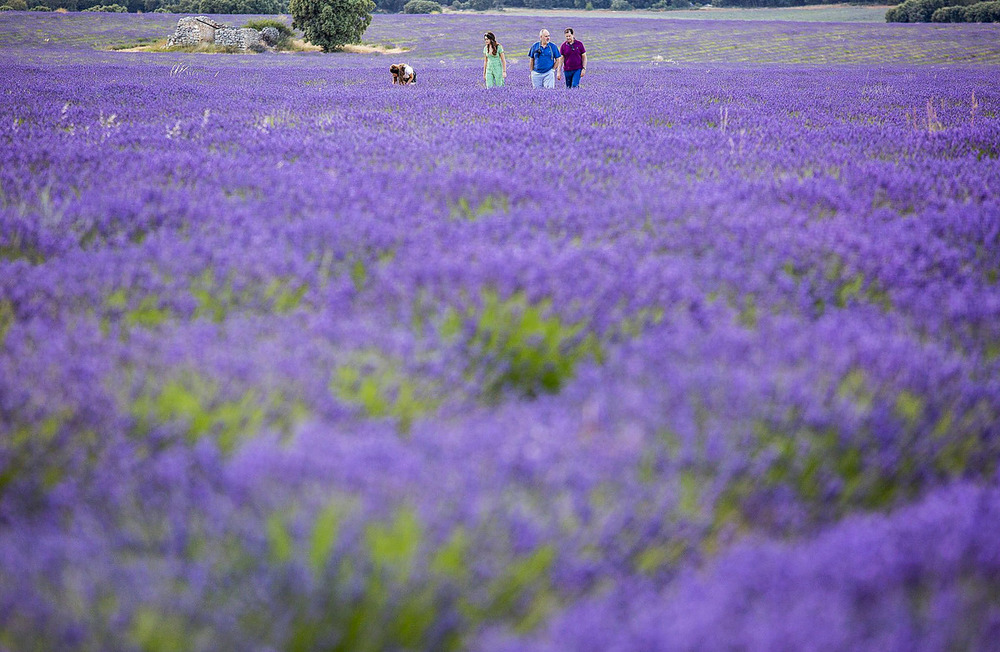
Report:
309,502,344,574
724,370,999,528
82,3,127,9
449,194,508,221
885,0,976,21
244,18,295,48
478,545,557,633
330,351,439,433
272,501,558,652
267,512,296,564
366,507,423,584
283,506,432,652
737,293,758,328
131,377,265,452
0,5,15,10
931,3,968,18
781,256,891,316
126,295,171,328
965,0,1000,20
429,528,470,580
449,290,601,402
290,0,375,52
129,375,305,453
190,271,306,322
302,507,556,651
29,4,51,8
1,411,95,506
104,273,306,332
714,0,885,6
402,0,440,11
5,0,26,9
1,235,45,265
609,0,633,8
643,521,696,567
373,0,405,12
0,300,13,344
157,0,287,13
130,609,190,652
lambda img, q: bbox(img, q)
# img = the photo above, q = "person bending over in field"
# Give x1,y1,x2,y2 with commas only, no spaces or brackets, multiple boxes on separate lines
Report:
482,32,507,88
560,27,587,88
390,63,417,85
528,29,561,89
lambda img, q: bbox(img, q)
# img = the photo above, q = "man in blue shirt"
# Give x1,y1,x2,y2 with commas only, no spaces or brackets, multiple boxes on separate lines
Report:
528,29,561,89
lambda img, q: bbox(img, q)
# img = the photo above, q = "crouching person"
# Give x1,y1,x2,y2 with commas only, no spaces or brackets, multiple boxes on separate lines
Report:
390,63,417,85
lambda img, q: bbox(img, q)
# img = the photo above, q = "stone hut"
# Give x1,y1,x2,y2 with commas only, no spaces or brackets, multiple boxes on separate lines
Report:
214,27,263,51
166,16,265,52
166,16,224,48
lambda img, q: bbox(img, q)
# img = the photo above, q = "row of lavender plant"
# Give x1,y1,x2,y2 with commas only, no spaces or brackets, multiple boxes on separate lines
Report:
2,13,1000,651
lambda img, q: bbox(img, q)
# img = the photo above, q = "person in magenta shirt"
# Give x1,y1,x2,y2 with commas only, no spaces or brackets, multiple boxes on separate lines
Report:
560,27,587,88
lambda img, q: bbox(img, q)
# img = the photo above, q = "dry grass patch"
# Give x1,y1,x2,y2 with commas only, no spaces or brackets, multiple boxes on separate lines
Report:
111,39,404,54
289,38,322,52
341,43,410,55
112,39,251,53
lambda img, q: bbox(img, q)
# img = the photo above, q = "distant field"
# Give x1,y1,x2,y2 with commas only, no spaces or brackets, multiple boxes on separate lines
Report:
364,12,1000,64
3,11,1000,64
496,3,895,22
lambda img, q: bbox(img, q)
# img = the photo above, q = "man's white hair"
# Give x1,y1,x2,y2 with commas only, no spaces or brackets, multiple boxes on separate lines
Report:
539,29,550,37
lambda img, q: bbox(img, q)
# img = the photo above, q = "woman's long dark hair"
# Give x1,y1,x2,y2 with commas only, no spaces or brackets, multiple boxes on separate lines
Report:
484,32,499,57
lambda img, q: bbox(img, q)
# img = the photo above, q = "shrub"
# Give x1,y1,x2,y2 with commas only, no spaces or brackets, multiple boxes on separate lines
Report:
885,0,977,21
610,0,633,8
931,4,967,18
6,0,26,8
290,0,375,51
467,0,493,9
159,0,287,13
82,2,127,9
29,3,51,7
244,17,294,47
441,290,601,402
403,0,439,10
966,0,1000,20
0,4,15,9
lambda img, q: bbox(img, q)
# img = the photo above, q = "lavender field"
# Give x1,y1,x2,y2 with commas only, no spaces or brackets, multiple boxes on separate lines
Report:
2,10,1000,651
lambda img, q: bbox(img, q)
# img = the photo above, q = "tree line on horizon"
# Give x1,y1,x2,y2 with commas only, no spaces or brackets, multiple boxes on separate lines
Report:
3,0,890,14
884,0,1000,21
5,0,996,24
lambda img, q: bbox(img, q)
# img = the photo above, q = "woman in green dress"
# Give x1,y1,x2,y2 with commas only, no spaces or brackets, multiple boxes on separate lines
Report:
482,32,507,88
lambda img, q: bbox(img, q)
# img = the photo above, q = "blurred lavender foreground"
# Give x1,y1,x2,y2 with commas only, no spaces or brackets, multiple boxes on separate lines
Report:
2,10,1000,652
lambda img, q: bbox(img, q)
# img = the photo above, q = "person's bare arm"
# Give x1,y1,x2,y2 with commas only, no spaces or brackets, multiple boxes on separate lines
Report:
582,52,588,74
500,51,507,78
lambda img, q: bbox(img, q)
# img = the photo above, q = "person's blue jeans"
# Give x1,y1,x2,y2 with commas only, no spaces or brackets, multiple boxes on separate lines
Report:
564,68,582,88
